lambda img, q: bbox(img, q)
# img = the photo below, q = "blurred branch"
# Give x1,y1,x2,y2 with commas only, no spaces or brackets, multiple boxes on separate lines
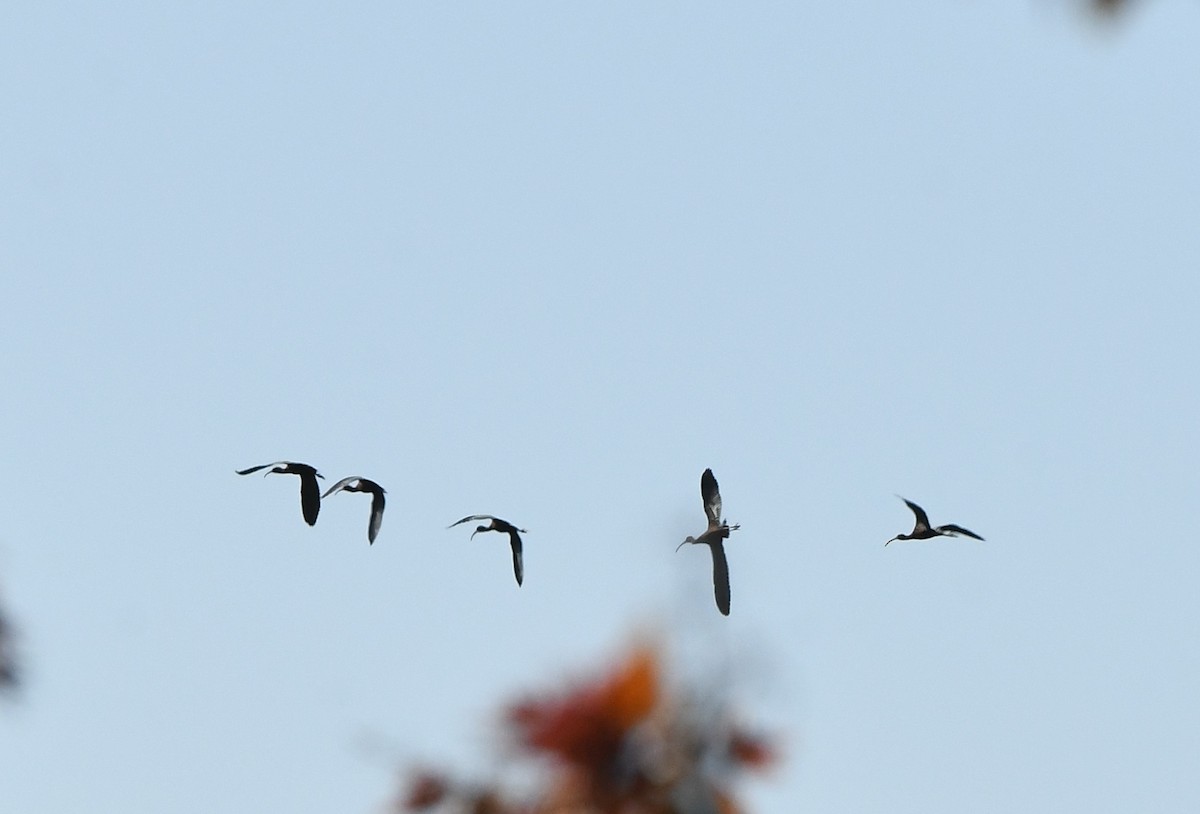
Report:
1087,0,1139,17
0,590,17,690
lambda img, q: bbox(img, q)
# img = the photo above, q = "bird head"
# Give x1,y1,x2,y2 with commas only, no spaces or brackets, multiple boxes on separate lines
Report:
471,526,488,540
675,535,696,552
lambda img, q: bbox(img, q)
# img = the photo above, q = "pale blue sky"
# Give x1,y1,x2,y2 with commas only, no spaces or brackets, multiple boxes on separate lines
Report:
2,3,1198,813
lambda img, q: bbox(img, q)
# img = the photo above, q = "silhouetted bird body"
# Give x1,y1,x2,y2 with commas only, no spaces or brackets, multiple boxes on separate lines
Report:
675,468,740,616
322,477,386,543
236,461,324,526
887,497,984,545
448,514,527,586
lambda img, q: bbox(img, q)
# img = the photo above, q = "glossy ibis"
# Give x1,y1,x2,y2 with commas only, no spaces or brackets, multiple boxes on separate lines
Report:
322,477,386,544
236,462,324,526
675,468,741,616
887,497,984,545
447,515,527,586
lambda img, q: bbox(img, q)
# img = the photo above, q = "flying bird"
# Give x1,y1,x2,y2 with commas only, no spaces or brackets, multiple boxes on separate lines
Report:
322,477,386,544
448,515,527,586
236,462,324,526
886,497,984,545
675,468,741,616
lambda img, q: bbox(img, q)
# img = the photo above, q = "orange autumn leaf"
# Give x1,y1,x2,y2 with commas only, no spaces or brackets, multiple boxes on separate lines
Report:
728,730,777,772
508,644,660,770
606,643,658,728
400,771,449,811
715,789,743,814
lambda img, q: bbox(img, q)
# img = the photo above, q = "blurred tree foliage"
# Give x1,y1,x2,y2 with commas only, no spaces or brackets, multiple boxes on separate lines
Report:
396,640,775,814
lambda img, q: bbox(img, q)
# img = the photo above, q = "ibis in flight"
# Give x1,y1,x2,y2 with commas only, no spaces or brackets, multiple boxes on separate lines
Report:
886,497,984,545
675,468,741,616
322,476,386,544
447,515,527,586
236,461,324,526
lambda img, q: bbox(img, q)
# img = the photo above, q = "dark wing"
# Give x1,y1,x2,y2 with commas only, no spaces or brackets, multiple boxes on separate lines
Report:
236,463,282,476
701,468,722,530
494,518,526,535
900,497,931,532
937,523,984,541
321,476,359,499
359,478,385,494
508,529,524,586
710,540,731,616
299,472,321,526
367,490,385,544
448,514,497,529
